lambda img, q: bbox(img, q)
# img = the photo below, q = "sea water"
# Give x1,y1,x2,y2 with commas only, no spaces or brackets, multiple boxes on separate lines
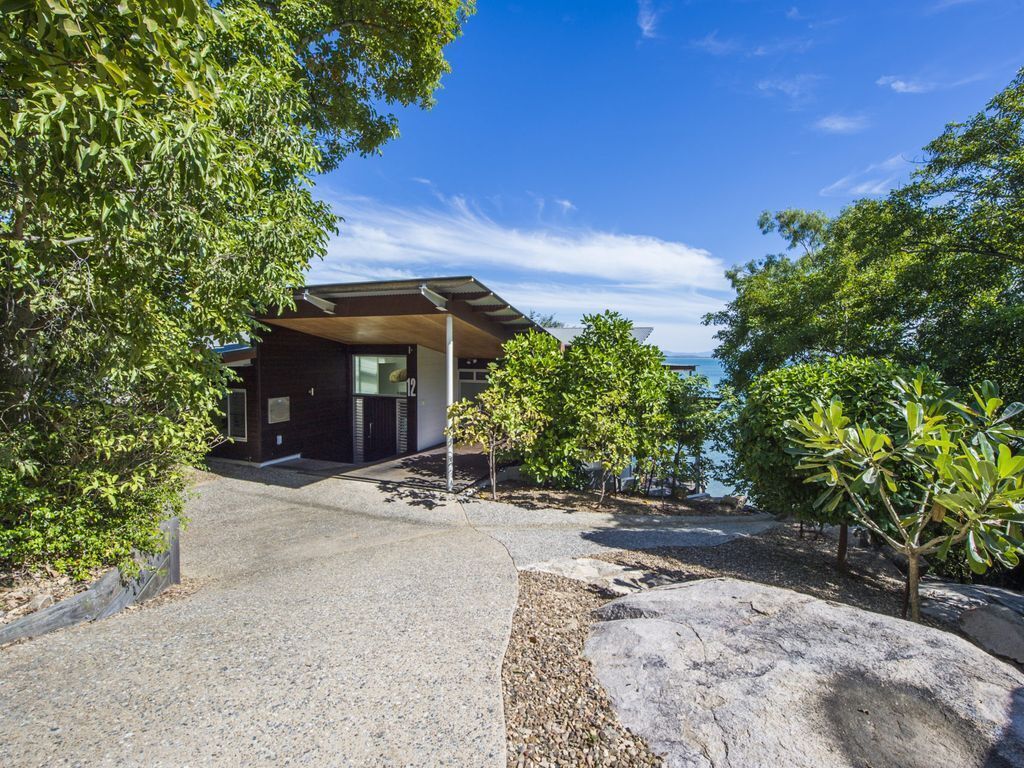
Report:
662,356,732,496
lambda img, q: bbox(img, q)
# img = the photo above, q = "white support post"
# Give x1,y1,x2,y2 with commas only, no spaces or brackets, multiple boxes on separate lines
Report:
445,313,455,492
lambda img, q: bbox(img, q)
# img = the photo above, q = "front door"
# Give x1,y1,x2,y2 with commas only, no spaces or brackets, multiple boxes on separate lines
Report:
362,396,397,462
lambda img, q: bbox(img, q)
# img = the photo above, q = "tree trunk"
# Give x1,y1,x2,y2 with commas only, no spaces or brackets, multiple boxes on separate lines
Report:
598,472,608,506
906,551,921,622
836,523,848,571
489,446,497,500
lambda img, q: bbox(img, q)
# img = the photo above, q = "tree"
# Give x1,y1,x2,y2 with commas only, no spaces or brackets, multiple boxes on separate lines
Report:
447,330,561,499
661,373,723,495
526,310,564,328
0,0,470,575
705,69,1024,400
733,357,941,569
269,0,474,169
790,379,1024,621
527,312,670,505
446,390,543,501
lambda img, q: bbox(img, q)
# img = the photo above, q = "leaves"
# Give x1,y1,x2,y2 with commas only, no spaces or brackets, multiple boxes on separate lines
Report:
790,378,1024,580
0,0,468,574
705,69,1024,403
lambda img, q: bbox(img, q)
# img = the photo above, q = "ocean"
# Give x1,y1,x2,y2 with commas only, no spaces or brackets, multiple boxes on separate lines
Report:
663,356,726,390
663,355,732,496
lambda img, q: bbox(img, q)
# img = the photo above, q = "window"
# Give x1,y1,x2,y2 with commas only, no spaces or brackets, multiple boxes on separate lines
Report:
354,355,408,396
218,390,247,441
458,369,489,401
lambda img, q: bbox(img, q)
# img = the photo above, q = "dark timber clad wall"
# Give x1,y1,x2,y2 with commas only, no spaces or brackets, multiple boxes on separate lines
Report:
258,326,351,463
210,362,261,462
210,334,430,465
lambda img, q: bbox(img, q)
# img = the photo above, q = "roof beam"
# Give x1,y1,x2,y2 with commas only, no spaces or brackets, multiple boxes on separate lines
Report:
300,291,335,315
419,284,448,310
448,299,520,343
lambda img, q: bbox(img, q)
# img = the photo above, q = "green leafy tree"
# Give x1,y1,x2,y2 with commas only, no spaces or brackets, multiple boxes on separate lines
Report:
790,379,1024,621
447,330,561,499
446,390,544,501
526,312,670,504
0,0,469,575
705,69,1024,399
661,373,723,495
734,357,941,568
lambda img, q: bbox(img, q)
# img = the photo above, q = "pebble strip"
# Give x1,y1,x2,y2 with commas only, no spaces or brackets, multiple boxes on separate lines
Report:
503,570,663,767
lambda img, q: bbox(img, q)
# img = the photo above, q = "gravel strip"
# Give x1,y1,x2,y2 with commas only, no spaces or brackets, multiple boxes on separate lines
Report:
503,570,663,767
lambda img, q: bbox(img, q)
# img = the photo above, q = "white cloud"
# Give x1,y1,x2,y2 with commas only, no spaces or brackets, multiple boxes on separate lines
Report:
813,114,870,134
315,194,727,291
692,32,811,58
757,74,824,103
876,74,935,94
786,6,803,20
691,31,740,56
553,198,576,213
820,154,912,197
306,193,731,351
636,0,661,39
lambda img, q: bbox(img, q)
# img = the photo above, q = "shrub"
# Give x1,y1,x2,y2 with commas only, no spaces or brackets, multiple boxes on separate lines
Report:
790,378,1024,620
521,312,671,503
734,357,943,564
446,330,561,499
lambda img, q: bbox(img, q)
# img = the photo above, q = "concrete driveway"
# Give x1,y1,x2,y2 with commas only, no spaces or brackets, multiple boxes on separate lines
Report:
0,467,517,767
0,467,774,767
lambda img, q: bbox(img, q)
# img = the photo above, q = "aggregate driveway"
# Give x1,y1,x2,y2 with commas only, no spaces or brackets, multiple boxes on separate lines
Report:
462,498,777,567
0,467,775,767
0,468,517,768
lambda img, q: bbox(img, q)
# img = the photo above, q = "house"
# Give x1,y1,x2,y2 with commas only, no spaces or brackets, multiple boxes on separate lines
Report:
210,276,540,490
211,275,663,490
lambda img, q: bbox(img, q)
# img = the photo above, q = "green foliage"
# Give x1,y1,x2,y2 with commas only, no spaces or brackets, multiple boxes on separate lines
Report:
522,312,671,503
0,0,467,576
446,330,560,499
271,0,474,169
657,373,725,494
735,357,941,525
790,378,1024,620
706,69,1024,399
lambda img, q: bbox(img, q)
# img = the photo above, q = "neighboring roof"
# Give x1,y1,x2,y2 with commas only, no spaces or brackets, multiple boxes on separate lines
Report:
300,276,539,332
544,326,654,346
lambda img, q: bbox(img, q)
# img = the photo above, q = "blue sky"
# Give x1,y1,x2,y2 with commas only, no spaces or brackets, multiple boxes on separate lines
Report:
308,0,1024,353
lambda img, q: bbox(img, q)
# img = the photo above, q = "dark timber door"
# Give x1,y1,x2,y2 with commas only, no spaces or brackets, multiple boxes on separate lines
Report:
362,396,397,461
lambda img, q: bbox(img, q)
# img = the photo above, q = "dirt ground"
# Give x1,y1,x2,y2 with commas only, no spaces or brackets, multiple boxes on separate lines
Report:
491,481,749,517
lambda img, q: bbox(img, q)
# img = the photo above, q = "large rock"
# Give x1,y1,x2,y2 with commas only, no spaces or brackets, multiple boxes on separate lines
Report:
923,582,1024,664
585,577,1024,768
523,557,675,595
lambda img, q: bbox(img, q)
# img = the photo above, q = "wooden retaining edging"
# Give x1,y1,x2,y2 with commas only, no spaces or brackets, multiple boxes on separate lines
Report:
0,518,181,646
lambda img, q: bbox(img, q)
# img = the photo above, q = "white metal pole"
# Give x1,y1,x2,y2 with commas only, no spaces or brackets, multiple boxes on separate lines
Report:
445,313,455,492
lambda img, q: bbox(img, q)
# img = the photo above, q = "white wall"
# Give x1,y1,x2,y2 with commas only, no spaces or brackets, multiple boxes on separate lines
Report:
415,345,451,450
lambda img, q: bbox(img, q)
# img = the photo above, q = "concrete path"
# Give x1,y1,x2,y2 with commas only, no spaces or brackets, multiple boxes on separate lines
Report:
0,468,517,767
0,469,775,767
463,497,777,568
